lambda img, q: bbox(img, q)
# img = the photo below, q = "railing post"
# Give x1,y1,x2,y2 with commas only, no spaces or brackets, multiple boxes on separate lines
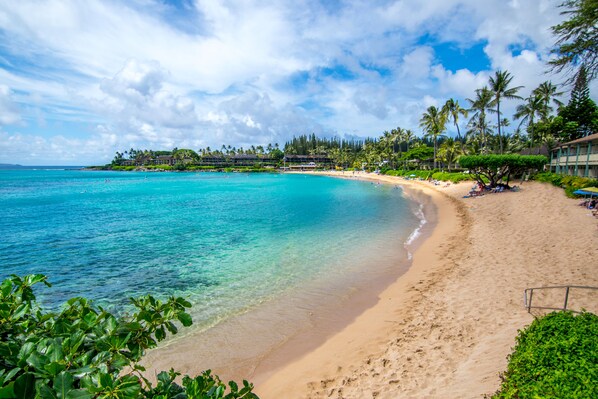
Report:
564,286,570,310
528,289,533,313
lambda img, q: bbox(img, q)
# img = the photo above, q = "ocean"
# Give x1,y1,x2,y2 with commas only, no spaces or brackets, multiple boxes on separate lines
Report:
0,169,423,336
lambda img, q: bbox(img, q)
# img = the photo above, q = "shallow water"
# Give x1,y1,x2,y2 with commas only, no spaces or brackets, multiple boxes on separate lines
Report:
0,170,421,333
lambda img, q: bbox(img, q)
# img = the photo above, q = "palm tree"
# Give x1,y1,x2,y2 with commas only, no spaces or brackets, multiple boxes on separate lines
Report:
419,105,447,169
532,81,563,121
514,95,544,151
488,70,523,154
437,138,462,171
381,130,394,167
442,98,468,152
467,86,495,153
404,129,415,152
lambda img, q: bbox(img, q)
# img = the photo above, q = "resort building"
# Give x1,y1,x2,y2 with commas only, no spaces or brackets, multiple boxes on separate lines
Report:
283,154,332,169
549,133,598,178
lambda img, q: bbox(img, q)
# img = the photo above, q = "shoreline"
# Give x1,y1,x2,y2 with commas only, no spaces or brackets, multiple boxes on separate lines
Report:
142,172,598,398
253,172,466,397
256,173,598,398
141,172,437,384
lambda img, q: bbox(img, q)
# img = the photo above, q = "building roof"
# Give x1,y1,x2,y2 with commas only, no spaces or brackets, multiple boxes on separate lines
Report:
284,154,330,159
560,132,598,147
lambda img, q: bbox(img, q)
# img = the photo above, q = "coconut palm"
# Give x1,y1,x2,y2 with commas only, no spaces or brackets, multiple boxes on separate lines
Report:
442,98,468,152
404,129,415,152
438,138,462,171
514,94,544,151
393,127,405,158
532,81,564,120
488,70,524,154
467,86,495,153
419,106,448,169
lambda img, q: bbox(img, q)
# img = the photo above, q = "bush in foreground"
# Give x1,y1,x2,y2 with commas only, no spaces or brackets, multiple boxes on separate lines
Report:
491,311,598,399
0,274,258,398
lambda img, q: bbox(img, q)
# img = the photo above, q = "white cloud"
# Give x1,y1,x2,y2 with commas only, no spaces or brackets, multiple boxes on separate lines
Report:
0,0,594,164
0,85,21,125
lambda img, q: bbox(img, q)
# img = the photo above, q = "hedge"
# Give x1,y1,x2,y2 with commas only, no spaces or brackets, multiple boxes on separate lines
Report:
491,311,598,399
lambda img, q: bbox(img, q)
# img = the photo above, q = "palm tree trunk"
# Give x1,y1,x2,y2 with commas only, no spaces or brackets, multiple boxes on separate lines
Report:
497,101,502,154
434,137,437,169
456,123,464,153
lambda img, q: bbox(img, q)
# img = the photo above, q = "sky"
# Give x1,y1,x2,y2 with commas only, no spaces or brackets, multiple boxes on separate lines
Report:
0,0,596,165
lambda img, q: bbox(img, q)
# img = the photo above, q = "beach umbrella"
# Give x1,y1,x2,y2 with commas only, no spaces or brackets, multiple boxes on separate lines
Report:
573,186,598,197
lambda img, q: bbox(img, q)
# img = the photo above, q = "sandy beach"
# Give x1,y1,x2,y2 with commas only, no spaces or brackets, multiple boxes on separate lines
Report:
254,172,598,398
142,172,598,398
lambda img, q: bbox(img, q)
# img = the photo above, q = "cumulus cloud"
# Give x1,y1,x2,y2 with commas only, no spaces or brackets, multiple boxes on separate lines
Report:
94,59,199,145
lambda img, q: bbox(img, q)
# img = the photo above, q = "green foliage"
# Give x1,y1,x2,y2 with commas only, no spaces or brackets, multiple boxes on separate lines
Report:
0,274,258,399
430,171,473,183
110,166,137,171
459,155,547,188
384,169,474,183
399,146,434,162
549,0,598,83
269,148,284,161
384,169,434,179
491,311,598,399
558,66,598,141
533,171,598,197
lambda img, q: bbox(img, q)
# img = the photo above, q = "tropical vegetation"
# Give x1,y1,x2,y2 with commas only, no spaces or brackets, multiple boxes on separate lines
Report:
106,66,595,176
0,274,258,399
491,311,598,399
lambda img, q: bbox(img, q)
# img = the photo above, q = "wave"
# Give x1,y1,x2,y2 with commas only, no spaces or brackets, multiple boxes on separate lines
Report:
404,202,427,260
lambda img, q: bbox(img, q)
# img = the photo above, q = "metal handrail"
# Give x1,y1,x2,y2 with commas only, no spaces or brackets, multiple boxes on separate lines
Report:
524,285,598,314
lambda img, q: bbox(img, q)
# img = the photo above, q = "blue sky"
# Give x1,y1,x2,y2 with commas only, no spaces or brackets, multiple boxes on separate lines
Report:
0,0,594,165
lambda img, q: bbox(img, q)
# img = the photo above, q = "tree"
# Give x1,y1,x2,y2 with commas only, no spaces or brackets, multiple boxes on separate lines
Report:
549,0,598,83
514,94,544,151
532,81,564,120
467,86,496,153
489,70,524,154
404,129,415,152
558,65,598,140
437,138,462,171
419,106,447,168
0,274,258,399
442,98,468,152
399,146,434,169
458,154,547,188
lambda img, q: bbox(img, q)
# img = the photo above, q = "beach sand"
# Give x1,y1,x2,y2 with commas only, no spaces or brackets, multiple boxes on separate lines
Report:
254,173,598,398
143,172,598,398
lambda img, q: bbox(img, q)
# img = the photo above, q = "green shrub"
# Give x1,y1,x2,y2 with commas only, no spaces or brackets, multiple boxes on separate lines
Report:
459,155,547,188
431,171,473,183
533,172,598,197
383,169,435,179
491,311,598,399
383,169,473,183
110,165,137,171
0,274,258,398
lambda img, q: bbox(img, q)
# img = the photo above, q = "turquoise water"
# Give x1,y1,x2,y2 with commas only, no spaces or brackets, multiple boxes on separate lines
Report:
0,170,421,330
